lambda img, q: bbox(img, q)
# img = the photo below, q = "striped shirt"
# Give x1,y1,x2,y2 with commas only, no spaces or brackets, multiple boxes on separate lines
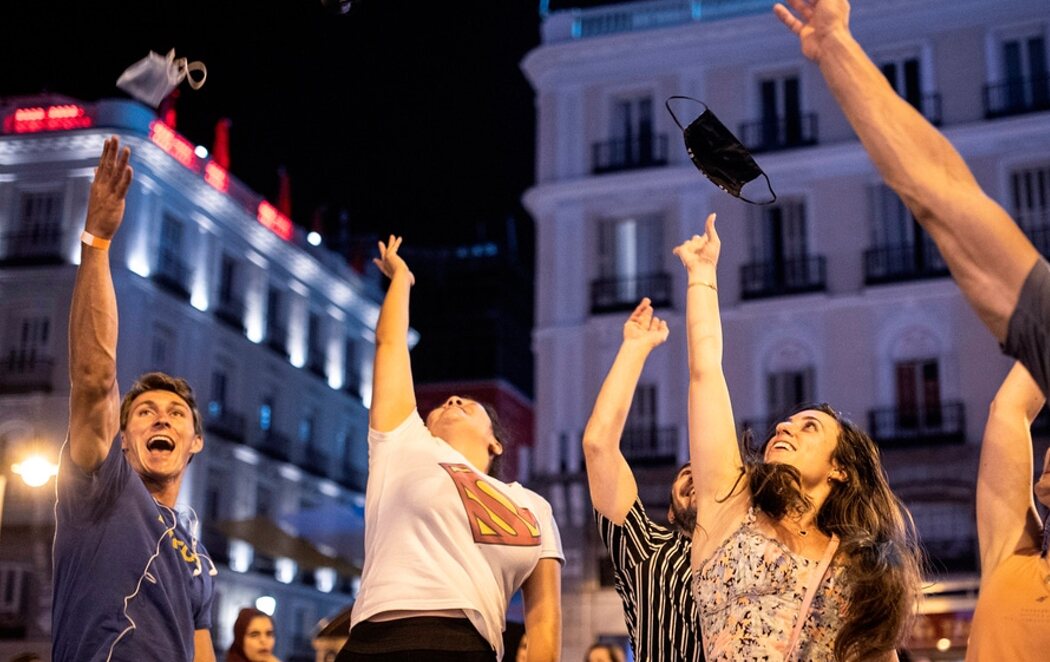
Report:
596,499,704,662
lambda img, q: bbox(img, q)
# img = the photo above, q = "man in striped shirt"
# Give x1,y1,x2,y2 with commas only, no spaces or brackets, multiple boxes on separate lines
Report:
582,300,704,662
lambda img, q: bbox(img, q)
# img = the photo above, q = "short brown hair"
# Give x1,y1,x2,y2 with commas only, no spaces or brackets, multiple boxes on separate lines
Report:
120,371,202,436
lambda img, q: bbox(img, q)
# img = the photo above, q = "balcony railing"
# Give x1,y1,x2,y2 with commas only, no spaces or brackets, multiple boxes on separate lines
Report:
863,242,948,285
153,248,191,300
214,295,245,333
740,256,826,300
590,272,672,314
0,354,54,394
738,113,818,153
1022,222,1050,258
620,426,678,467
984,74,1050,119
1,226,64,266
867,401,966,447
570,0,771,40
259,430,292,463
591,134,669,174
205,406,246,442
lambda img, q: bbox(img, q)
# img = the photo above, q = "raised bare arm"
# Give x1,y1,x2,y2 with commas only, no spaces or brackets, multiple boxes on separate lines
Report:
369,235,417,432
674,213,748,568
582,298,669,523
68,136,133,472
774,0,1038,342
976,362,1045,578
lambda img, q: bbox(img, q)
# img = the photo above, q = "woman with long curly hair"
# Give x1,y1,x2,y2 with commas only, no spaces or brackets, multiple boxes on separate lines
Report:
674,214,922,661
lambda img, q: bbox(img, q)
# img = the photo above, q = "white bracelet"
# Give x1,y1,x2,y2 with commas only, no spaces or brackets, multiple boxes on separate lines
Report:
80,230,112,250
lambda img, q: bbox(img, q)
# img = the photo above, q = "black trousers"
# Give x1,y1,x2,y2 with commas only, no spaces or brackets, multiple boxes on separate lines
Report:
335,617,497,662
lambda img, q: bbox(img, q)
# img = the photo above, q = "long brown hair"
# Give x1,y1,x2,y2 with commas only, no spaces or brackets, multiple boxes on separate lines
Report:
744,403,923,661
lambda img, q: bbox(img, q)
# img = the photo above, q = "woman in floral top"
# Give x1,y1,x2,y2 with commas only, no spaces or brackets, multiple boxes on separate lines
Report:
674,214,922,661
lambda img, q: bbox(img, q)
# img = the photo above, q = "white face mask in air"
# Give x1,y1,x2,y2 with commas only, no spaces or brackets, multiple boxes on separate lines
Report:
116,49,207,108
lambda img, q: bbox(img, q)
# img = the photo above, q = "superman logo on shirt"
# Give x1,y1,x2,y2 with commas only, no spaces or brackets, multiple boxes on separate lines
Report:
440,463,541,546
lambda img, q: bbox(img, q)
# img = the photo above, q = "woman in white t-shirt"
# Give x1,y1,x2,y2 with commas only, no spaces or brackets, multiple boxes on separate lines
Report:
336,236,564,662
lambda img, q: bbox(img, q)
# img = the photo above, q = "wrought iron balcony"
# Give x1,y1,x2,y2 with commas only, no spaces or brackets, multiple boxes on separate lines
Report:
0,354,54,394
620,426,678,467
259,430,292,463
0,226,64,266
591,134,669,174
205,405,246,442
867,401,966,447
214,294,245,333
590,272,672,314
863,242,948,285
740,256,826,300
152,248,191,300
738,113,818,153
984,74,1050,119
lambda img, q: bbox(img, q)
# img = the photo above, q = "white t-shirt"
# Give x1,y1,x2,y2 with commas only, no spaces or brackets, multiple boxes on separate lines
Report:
350,410,564,659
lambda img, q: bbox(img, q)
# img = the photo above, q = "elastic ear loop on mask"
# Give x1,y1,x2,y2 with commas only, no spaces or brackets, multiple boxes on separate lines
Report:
170,52,208,90
665,95,777,205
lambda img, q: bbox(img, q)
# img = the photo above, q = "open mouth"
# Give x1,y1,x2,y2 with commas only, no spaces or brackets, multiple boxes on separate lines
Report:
769,439,796,452
146,436,175,452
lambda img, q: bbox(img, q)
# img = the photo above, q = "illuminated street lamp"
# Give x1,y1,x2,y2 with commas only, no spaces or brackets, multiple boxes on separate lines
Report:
12,454,59,487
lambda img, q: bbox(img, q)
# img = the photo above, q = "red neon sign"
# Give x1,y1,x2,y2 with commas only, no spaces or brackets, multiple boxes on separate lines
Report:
257,201,293,241
204,161,230,193
148,120,198,170
4,104,93,134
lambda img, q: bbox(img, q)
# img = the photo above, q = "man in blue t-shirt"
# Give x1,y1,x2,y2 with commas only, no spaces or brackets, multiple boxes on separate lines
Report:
52,136,217,662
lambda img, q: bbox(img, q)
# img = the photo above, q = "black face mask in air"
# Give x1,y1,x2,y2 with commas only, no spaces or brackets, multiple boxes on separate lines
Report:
666,96,776,205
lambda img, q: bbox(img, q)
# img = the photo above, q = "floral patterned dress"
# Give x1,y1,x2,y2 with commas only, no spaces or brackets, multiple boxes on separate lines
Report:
692,509,851,661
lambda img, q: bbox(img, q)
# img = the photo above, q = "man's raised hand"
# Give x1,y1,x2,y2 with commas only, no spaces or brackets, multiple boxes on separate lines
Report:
773,0,852,63
85,136,133,240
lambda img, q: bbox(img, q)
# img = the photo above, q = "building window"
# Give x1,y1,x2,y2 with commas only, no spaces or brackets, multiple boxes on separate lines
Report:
202,470,229,563
265,287,287,357
154,214,190,299
209,369,228,418
344,338,360,396
1011,164,1050,255
3,191,64,264
742,200,826,299
215,254,244,331
149,323,175,373
591,215,670,313
592,95,667,173
864,184,946,284
259,399,273,432
895,358,943,429
986,29,1049,117
0,314,54,394
306,312,326,377
298,410,315,446
876,50,939,124
740,73,817,152
766,368,814,420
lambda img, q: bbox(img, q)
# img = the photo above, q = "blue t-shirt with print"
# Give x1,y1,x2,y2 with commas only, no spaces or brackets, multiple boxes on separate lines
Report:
51,436,216,662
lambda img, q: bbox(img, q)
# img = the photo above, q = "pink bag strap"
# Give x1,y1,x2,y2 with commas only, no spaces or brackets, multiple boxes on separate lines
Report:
784,533,840,661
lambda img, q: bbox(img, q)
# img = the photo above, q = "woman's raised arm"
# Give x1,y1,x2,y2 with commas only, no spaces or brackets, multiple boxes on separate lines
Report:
674,214,749,564
369,236,417,432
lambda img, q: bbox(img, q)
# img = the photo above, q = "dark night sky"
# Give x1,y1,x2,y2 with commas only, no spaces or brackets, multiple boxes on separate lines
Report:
2,0,548,247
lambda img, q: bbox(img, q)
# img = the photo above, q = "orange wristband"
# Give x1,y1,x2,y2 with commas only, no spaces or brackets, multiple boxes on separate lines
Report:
80,231,112,250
